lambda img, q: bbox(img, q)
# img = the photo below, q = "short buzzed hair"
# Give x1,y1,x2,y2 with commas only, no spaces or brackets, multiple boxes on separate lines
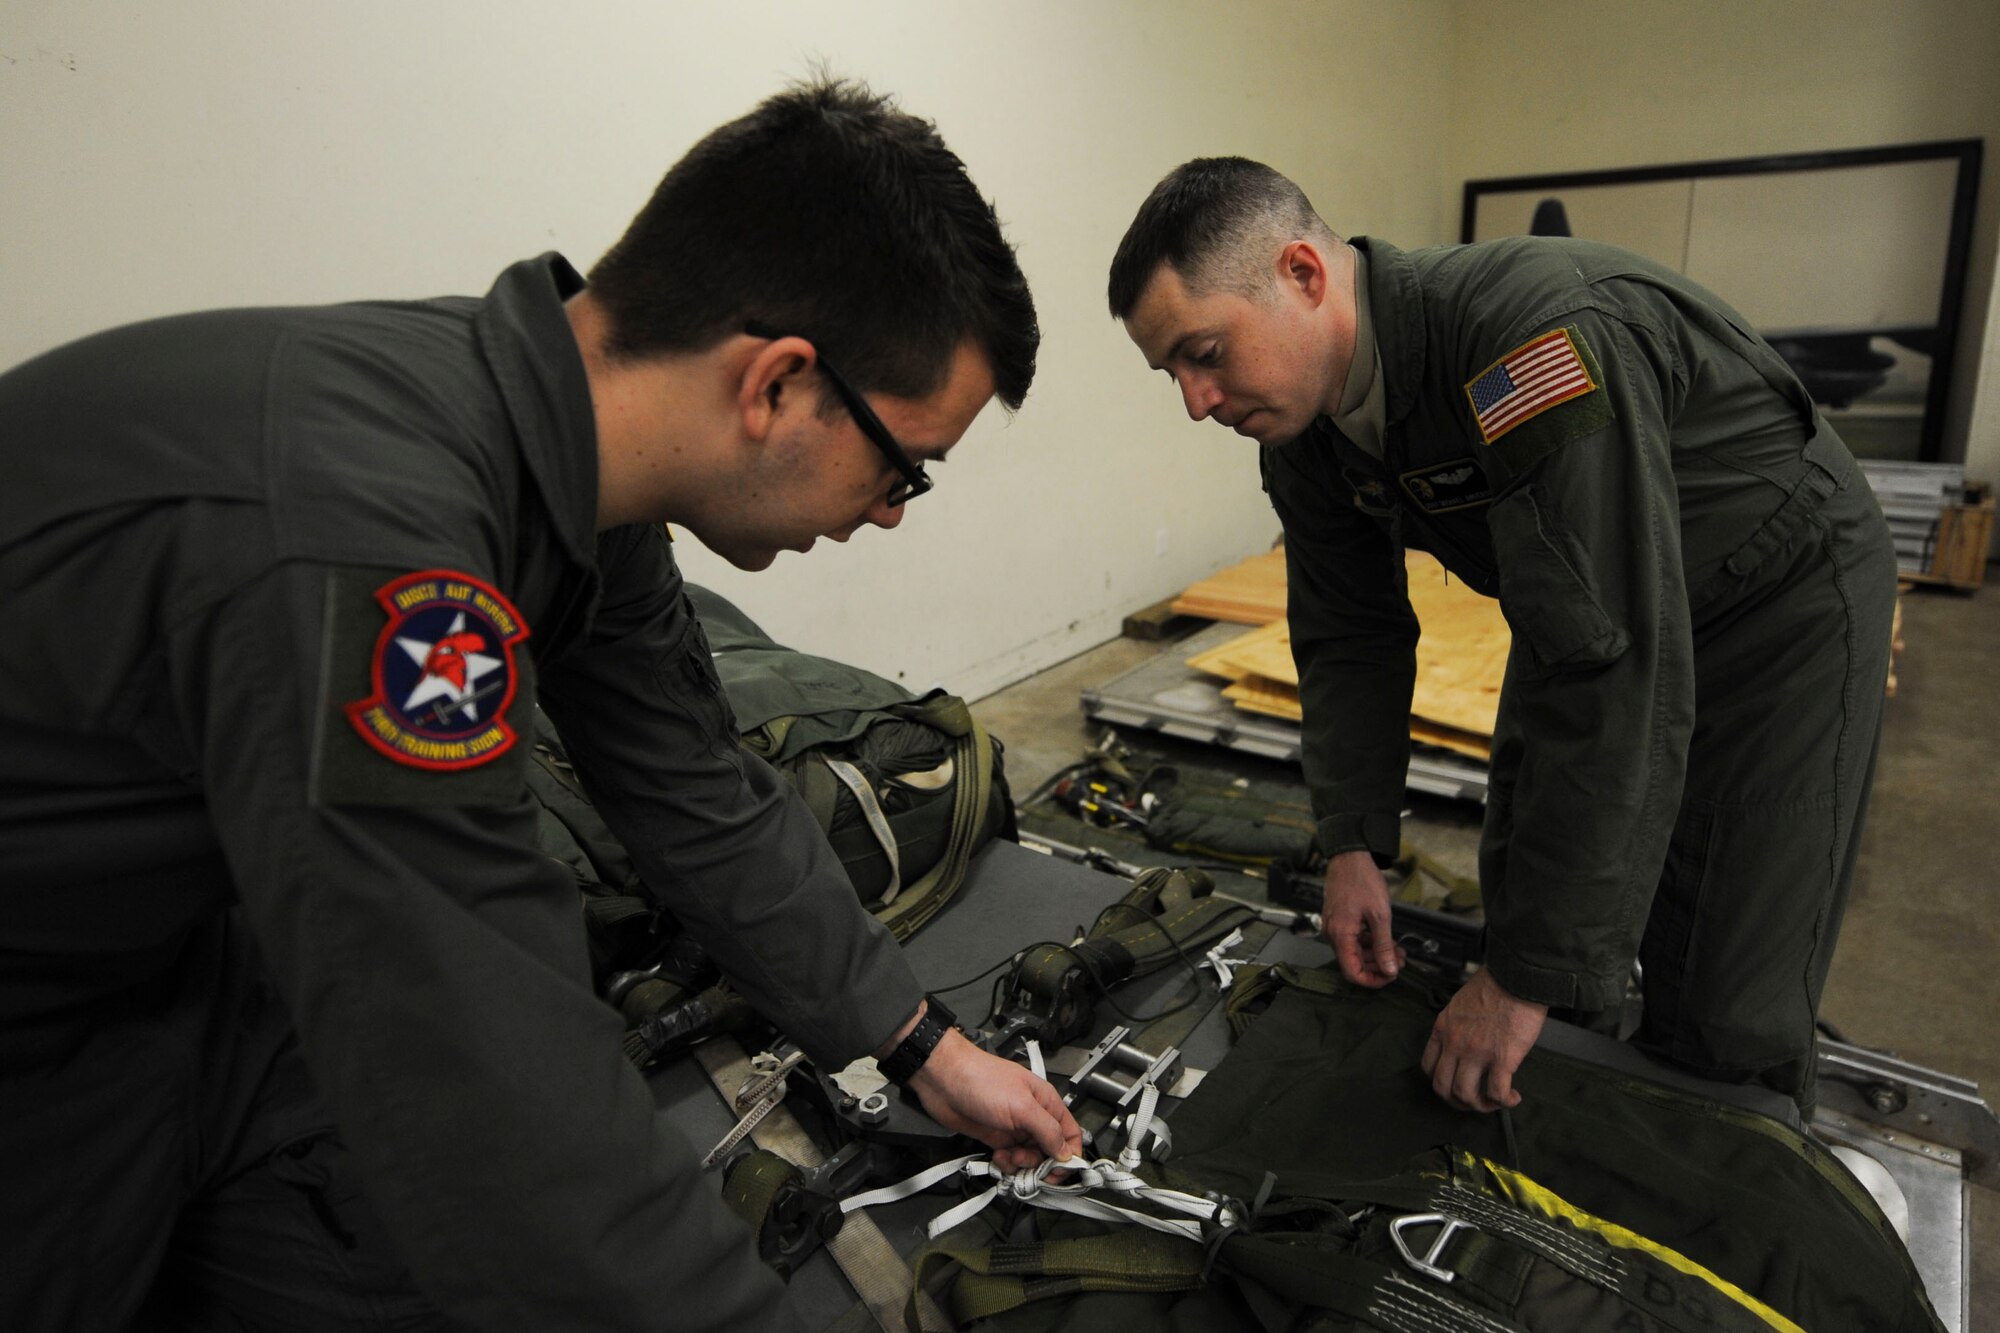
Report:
1107,157,1337,319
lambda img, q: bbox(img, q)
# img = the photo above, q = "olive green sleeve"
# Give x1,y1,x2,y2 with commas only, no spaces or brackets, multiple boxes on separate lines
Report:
1475,310,1695,1011
539,525,924,1067
180,558,806,1332
1261,440,1418,865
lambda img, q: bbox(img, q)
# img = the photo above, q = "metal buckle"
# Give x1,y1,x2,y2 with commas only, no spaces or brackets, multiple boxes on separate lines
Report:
1389,1212,1477,1284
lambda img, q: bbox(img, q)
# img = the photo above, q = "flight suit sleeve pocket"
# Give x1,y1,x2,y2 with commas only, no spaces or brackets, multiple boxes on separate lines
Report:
1489,485,1631,674
654,595,741,752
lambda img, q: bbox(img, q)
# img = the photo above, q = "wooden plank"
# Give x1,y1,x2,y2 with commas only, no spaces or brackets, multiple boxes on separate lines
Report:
1121,597,1201,641
1902,494,1993,591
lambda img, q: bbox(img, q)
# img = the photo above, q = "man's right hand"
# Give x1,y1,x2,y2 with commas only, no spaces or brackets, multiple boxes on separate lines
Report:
1322,849,1404,987
906,1028,1083,1172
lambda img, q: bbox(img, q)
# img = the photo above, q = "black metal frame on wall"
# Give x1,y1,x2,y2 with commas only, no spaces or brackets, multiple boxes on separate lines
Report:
1461,140,1983,463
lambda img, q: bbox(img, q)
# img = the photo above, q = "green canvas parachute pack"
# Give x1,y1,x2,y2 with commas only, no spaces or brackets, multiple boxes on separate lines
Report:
527,583,1012,1056
683,583,1013,938
915,964,1942,1333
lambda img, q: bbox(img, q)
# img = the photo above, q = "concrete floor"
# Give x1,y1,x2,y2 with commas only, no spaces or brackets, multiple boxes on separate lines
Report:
969,584,2000,1329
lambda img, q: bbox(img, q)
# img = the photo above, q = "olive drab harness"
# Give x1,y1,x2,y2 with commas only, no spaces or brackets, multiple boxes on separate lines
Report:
883,963,1945,1333
710,865,1275,1329
888,1150,1814,1333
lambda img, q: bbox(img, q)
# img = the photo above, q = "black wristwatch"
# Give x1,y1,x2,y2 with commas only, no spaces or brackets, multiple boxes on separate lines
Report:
878,995,957,1086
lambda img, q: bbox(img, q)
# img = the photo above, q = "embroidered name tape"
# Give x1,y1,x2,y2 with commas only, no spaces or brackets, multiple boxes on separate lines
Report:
1465,328,1599,444
344,570,531,771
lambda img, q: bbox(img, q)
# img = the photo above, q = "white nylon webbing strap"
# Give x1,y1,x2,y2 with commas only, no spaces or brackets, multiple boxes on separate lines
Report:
839,1153,983,1214
1117,1083,1161,1172
1203,928,1250,987
924,1173,1009,1237
824,758,902,904
844,1149,1236,1246
1024,1039,1046,1081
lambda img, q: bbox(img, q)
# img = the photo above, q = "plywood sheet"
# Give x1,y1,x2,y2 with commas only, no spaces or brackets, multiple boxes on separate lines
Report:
1402,551,1508,738
1408,719,1494,762
1219,675,1492,761
1169,548,1287,625
1185,618,1287,682
1220,675,1300,719
1187,549,1510,747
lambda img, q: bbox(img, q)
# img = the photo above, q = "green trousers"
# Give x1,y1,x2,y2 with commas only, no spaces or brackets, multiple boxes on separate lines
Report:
1483,468,1897,1106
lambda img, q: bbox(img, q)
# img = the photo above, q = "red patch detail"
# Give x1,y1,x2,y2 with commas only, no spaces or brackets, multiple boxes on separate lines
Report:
343,570,531,772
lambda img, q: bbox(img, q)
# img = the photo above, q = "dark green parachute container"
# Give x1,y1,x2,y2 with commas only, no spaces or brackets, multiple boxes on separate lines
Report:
684,583,1013,940
526,584,1012,1051
917,964,1943,1333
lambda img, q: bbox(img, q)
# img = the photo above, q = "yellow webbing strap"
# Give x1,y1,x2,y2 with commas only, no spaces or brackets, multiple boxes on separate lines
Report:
908,1230,1204,1331
1476,1155,1805,1333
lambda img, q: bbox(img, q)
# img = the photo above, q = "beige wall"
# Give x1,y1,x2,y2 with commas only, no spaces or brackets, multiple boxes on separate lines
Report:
1445,0,2000,485
0,0,1454,699
4,1,1987,701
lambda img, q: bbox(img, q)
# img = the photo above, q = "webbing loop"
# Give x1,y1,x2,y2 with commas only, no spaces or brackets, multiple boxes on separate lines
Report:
823,757,902,905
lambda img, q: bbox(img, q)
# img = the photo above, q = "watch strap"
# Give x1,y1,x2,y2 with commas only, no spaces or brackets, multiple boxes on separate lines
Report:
879,995,956,1085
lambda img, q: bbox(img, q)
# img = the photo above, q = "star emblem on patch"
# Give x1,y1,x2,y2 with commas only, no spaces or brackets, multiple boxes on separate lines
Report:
397,612,506,723
345,571,531,771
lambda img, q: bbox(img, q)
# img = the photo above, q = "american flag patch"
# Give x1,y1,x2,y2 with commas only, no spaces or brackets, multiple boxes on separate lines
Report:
1465,329,1597,444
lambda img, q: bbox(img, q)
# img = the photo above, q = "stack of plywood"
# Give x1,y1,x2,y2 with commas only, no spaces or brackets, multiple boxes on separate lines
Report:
1168,548,1288,624
1181,550,1509,761
1886,593,1904,698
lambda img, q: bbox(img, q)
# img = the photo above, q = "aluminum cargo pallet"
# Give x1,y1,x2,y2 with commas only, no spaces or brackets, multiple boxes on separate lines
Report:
1080,620,1488,804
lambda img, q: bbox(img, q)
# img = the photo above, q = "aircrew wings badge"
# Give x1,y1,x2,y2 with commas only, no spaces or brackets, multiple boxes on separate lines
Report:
1465,328,1599,444
345,571,531,771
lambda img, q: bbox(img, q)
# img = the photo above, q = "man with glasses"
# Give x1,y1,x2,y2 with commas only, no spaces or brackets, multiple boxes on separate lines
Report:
0,79,1077,1331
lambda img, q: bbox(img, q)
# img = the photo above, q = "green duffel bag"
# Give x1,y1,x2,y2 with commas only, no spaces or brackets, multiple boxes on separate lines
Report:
916,964,1942,1333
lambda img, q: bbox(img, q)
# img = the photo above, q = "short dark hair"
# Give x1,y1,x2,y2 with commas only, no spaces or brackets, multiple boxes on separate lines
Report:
588,77,1037,411
1107,157,1334,320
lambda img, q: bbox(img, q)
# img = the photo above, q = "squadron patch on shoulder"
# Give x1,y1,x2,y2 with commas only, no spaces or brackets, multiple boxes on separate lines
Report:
1465,328,1600,444
344,571,531,771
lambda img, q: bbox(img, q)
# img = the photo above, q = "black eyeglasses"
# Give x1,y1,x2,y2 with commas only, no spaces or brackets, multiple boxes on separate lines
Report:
745,322,933,507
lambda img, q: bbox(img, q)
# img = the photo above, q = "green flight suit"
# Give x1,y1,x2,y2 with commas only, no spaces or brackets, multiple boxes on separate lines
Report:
1262,237,1898,1104
0,256,924,1329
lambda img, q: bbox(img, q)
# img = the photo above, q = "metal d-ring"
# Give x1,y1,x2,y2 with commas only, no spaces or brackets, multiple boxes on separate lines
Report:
1388,1212,1476,1284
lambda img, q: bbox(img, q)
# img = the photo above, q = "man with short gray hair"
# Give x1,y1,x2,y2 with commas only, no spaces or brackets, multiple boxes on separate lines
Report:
1110,156,1896,1118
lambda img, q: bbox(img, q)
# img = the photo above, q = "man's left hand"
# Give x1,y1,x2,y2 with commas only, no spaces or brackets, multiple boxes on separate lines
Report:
907,1030,1084,1171
1420,968,1547,1112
